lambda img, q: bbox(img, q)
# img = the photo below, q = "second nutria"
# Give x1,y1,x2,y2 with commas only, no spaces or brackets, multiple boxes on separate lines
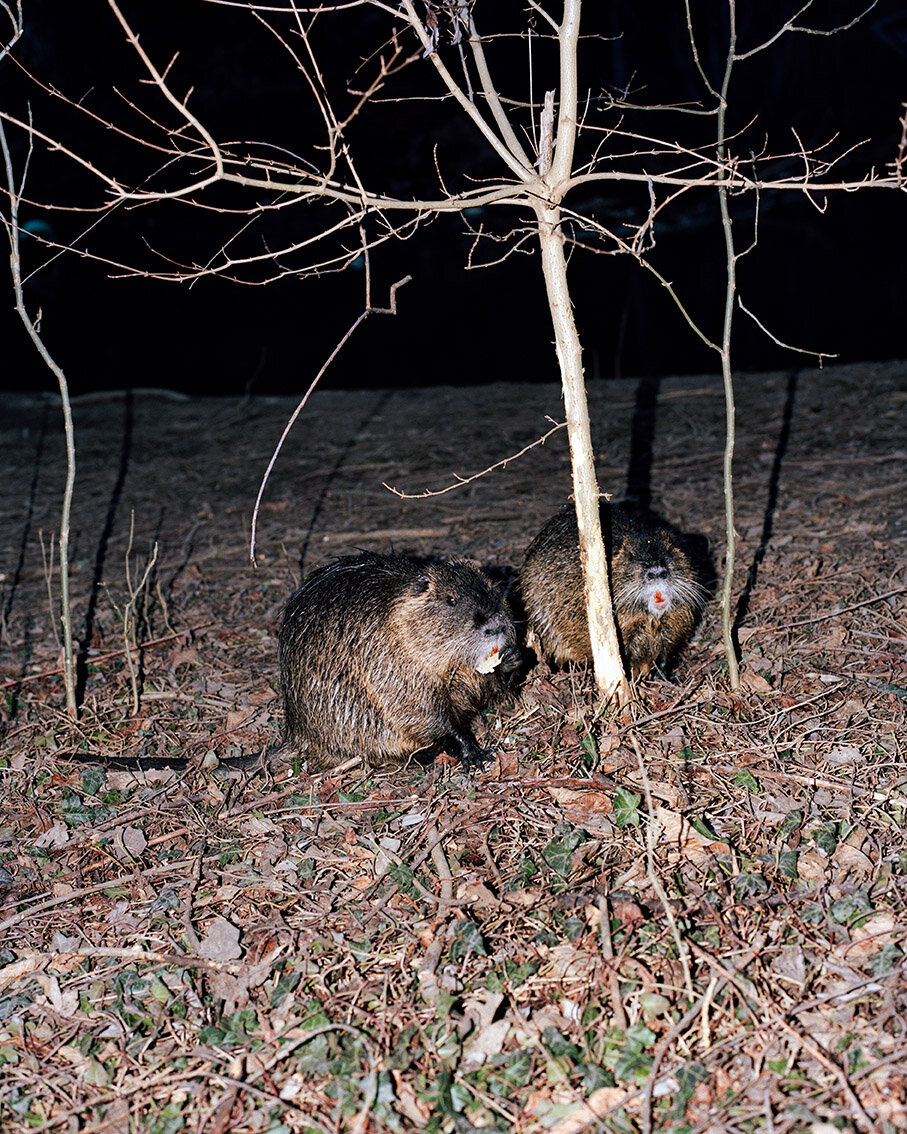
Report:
520,503,708,679
278,551,521,771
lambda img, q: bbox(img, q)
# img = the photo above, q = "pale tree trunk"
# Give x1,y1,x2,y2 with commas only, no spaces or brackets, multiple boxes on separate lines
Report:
536,202,630,708
716,12,742,691
1,116,78,719
534,0,630,708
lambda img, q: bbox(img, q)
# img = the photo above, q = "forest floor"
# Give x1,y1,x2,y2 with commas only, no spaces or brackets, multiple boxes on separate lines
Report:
0,360,906,1133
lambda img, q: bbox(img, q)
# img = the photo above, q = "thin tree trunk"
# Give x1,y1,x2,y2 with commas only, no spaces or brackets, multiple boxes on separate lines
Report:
533,0,629,709
1,117,78,718
535,200,630,708
717,5,741,691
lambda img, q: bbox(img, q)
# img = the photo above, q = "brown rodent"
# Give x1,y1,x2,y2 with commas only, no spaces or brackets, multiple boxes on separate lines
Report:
520,503,709,679
278,551,521,771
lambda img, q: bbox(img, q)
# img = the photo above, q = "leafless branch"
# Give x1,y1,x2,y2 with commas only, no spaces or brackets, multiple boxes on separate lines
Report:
736,0,878,60
737,296,837,362
249,264,410,565
383,418,566,498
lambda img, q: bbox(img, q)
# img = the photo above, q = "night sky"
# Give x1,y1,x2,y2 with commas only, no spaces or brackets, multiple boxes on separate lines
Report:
2,1,906,396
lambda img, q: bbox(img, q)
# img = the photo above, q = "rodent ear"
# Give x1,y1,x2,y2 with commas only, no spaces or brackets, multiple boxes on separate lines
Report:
412,575,432,595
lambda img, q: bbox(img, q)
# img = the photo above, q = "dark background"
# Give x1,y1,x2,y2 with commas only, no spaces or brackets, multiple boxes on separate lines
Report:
2,1,906,396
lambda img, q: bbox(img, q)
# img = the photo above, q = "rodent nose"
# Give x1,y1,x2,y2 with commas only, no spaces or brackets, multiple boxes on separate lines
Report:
646,566,669,581
484,621,506,638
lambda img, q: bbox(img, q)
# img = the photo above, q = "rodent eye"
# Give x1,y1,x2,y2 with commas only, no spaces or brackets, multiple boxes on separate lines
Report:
446,594,458,607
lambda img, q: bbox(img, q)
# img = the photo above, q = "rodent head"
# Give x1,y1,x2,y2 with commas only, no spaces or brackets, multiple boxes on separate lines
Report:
401,559,515,672
613,530,683,619
612,527,706,621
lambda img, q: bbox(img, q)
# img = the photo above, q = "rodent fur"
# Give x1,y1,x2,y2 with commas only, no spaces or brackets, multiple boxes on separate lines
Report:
520,502,709,679
278,551,521,770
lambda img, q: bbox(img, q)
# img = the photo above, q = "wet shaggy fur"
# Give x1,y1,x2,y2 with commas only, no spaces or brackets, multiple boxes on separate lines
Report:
278,552,521,771
520,503,709,679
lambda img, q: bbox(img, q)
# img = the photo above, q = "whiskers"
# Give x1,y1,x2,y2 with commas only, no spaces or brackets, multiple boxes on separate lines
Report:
613,571,709,615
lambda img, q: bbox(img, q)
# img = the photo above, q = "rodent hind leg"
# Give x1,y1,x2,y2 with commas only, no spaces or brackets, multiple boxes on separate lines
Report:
435,727,497,771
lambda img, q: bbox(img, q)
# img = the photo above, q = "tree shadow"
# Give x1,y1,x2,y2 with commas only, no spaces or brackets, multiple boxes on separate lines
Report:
623,373,662,512
619,369,717,661
732,368,800,651
75,391,133,706
297,389,393,578
2,400,51,653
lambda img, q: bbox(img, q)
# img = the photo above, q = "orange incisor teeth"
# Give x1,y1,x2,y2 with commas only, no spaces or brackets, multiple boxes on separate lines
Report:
476,645,502,674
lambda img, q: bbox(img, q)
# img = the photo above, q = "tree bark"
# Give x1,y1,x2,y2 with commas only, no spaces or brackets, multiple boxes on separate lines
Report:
535,200,630,708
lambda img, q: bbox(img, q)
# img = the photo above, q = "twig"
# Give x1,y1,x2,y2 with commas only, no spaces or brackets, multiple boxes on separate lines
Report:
250,270,410,566
779,586,906,629
384,418,565,498
598,894,628,1029
121,512,159,716
715,1,741,692
0,623,214,690
640,934,767,1134
688,938,878,1134
1,112,78,718
417,820,456,1006
630,732,694,1002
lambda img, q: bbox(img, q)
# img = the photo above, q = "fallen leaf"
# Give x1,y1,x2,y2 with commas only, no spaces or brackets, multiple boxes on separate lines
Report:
547,786,615,833
548,1087,635,1134
391,1070,432,1124
653,806,729,862
199,917,242,961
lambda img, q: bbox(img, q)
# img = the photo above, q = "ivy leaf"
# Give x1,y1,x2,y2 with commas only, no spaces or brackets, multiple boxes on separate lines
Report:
542,828,585,877
613,788,642,829
449,920,487,959
779,809,804,840
734,769,759,792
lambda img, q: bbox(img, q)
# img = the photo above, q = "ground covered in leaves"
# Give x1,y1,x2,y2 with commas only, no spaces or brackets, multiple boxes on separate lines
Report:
1,361,906,1133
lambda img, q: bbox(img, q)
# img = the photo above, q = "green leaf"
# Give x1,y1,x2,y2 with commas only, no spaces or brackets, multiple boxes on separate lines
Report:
338,789,367,803
625,1023,657,1048
639,993,671,1020
499,1048,533,1087
731,872,768,898
579,1062,613,1093
449,920,487,959
779,809,804,840
690,816,718,839
542,828,585,877
80,769,105,796
733,769,759,792
613,1047,653,1084
388,861,416,896
541,1028,582,1061
613,788,642,829
448,1081,471,1113
799,903,825,925
829,891,872,926
871,943,903,976
812,821,839,856
563,917,584,942
874,682,907,699
83,1057,110,1087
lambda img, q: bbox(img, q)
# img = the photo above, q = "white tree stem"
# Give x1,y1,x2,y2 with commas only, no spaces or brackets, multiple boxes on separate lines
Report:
535,201,630,708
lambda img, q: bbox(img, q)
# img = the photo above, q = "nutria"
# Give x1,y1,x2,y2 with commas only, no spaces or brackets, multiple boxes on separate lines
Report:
278,551,521,771
520,503,708,679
